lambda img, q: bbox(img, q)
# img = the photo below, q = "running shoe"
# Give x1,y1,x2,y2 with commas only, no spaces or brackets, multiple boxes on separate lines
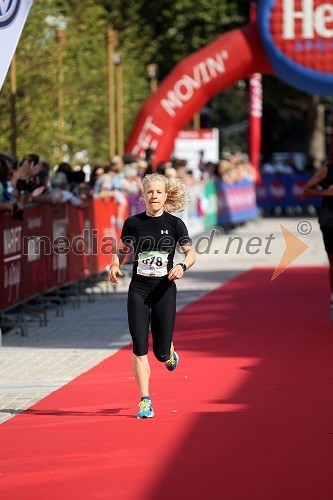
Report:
165,351,179,372
137,398,154,419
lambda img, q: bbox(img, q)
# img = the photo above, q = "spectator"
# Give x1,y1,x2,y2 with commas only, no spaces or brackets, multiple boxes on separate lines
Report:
89,165,104,190
57,162,73,185
156,162,167,175
71,169,87,197
198,150,207,174
165,167,177,179
145,148,155,175
93,165,114,197
50,171,87,208
261,159,276,175
109,155,125,189
93,158,128,228
11,154,42,196
123,164,142,194
29,164,62,205
137,159,148,179
0,157,17,215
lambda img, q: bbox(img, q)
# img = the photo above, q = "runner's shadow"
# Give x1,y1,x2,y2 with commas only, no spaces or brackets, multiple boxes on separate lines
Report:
0,408,135,418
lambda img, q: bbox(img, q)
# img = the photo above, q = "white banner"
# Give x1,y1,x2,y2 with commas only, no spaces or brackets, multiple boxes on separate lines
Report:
0,0,33,90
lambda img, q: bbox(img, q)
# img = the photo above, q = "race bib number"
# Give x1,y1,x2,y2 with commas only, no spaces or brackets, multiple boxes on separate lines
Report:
137,251,169,277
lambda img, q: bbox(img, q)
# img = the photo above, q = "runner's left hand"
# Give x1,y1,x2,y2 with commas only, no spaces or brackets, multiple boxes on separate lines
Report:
168,265,184,281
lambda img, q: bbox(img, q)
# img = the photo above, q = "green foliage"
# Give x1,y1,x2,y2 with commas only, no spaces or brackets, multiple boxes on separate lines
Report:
0,0,109,163
0,0,59,160
261,76,308,159
137,0,245,79
0,0,324,163
59,0,109,162
101,0,157,141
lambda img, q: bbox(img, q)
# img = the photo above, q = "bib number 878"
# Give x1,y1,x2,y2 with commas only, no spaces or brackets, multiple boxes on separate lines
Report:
142,256,163,267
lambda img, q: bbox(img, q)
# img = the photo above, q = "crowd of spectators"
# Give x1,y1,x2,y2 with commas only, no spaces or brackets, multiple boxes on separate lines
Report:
260,155,316,176
151,151,255,185
0,148,256,222
0,153,88,220
215,153,255,184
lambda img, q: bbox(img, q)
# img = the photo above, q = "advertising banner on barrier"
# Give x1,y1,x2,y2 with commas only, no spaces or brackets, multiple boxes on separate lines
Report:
217,179,257,225
256,174,321,210
128,193,145,217
21,204,54,300
67,204,94,283
177,183,206,236
51,205,68,287
203,181,218,229
0,186,219,311
0,0,33,90
91,199,121,272
0,216,23,309
0,201,122,311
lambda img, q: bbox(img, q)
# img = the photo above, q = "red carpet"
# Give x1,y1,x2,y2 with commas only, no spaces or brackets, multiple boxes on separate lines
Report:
1,267,333,500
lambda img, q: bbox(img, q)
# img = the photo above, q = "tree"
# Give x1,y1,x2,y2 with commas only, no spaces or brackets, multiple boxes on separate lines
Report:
0,0,328,164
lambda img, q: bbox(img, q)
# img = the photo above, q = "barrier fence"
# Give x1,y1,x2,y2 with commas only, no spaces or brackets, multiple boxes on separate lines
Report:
1,175,316,311
0,199,120,311
256,173,321,210
217,179,258,225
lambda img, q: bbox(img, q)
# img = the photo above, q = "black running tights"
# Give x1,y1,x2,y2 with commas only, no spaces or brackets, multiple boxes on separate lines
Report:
127,276,177,361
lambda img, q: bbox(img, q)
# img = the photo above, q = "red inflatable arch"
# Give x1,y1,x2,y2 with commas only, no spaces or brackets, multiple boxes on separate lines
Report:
126,22,273,166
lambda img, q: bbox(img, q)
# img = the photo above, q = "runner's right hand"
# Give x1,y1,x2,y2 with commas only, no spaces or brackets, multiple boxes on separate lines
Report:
109,266,123,284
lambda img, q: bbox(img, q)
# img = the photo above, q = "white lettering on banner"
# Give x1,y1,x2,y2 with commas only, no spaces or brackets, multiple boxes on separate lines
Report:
249,74,262,118
26,237,41,262
161,50,229,117
27,217,42,230
132,115,163,155
53,218,67,239
292,182,305,197
53,218,68,282
195,62,210,84
225,187,256,211
283,0,333,40
174,78,195,101
84,220,91,255
270,184,286,199
3,226,22,256
4,261,21,302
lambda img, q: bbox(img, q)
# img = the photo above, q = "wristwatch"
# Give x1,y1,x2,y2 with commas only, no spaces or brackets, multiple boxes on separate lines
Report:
177,263,187,272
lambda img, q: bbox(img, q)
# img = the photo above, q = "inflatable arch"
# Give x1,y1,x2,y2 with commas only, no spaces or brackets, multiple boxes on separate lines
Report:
125,22,273,167
126,0,333,167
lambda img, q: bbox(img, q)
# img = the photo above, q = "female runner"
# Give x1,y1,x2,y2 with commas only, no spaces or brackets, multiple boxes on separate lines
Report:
109,173,196,418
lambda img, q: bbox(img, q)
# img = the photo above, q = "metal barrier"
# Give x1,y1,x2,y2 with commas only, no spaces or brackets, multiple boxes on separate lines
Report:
0,198,125,335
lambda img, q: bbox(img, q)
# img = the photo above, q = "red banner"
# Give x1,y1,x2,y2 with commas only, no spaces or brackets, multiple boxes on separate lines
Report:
0,199,123,311
248,72,262,179
67,204,93,283
248,3,263,181
0,217,24,309
21,204,54,300
91,198,120,273
126,22,272,165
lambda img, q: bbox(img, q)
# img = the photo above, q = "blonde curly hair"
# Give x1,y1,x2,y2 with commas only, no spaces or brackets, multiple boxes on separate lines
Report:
142,173,189,212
